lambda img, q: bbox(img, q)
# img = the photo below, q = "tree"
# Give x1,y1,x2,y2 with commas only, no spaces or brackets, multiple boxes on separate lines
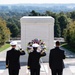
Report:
63,21,75,48
0,18,10,46
54,23,61,37
7,22,19,37
29,10,40,16
54,16,61,37
58,14,69,37
45,11,56,18
6,18,20,37
70,11,75,20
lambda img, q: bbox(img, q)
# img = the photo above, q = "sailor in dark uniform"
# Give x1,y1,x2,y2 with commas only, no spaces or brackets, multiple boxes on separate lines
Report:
6,41,25,75
27,43,46,75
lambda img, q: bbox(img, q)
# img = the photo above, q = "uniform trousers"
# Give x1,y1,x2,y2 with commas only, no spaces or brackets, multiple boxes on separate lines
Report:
30,68,40,75
8,68,19,75
51,68,63,75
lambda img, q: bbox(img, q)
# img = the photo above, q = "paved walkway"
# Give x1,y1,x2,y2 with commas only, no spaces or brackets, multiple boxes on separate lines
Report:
1,59,75,75
0,47,11,61
0,43,75,75
60,47,75,58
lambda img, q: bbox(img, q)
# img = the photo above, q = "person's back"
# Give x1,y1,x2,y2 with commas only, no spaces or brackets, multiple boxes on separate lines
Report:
49,41,65,75
29,49,41,69
28,47,46,68
27,43,46,75
6,41,25,75
49,47,65,69
6,48,25,69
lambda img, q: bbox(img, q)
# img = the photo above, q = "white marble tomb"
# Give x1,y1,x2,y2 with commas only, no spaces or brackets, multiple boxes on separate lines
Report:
20,16,54,62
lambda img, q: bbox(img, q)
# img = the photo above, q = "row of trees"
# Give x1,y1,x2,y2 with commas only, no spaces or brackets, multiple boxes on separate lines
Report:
0,10,75,47
0,10,70,37
63,11,75,48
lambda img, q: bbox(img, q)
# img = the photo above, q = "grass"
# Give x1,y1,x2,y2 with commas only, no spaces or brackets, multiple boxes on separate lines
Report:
61,43,75,53
0,44,10,52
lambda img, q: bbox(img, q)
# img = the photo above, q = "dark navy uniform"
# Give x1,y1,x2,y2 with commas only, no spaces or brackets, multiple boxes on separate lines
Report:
49,47,65,75
28,47,46,75
6,48,25,75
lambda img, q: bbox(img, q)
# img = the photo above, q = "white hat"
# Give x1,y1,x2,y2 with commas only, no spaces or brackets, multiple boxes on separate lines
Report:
32,43,39,47
10,41,17,45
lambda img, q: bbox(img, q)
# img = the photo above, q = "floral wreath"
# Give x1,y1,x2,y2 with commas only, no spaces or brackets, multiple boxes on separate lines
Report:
27,38,47,53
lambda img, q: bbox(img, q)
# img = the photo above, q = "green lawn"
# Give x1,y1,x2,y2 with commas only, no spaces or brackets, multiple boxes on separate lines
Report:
0,44,10,52
61,43,75,53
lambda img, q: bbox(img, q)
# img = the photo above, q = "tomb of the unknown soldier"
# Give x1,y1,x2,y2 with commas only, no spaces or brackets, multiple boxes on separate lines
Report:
20,16,54,62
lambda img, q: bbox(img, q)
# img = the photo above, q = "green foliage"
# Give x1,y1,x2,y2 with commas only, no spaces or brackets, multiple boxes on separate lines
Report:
70,11,75,20
6,18,20,37
29,10,41,16
45,11,57,18
54,24,61,37
0,18,10,46
7,21,19,37
63,21,75,48
58,14,69,37
54,16,61,37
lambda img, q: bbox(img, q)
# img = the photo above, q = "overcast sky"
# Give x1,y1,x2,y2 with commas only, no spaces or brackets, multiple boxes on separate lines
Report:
0,0,75,4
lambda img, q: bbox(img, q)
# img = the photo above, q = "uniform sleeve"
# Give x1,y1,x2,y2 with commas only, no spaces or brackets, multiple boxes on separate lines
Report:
6,52,9,68
40,50,46,57
49,50,52,68
19,50,25,55
63,51,65,59
27,54,31,69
